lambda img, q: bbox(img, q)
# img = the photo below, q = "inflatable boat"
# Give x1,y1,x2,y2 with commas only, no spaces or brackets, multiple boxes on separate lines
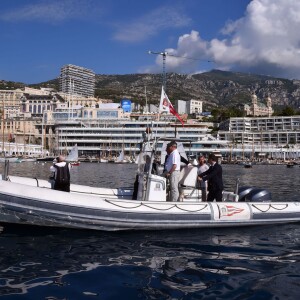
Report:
0,138,300,231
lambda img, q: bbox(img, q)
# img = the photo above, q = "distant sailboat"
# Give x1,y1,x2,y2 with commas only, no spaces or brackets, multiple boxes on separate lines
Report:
66,144,80,166
115,149,128,164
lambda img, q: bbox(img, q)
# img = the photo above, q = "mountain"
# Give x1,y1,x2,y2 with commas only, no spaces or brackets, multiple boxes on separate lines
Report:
2,70,300,109
94,70,300,109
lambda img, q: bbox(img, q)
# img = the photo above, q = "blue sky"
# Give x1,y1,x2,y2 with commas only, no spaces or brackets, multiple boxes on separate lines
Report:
1,0,299,83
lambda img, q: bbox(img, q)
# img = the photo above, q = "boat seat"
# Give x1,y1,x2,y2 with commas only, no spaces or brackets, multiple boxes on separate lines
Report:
178,166,199,200
179,165,198,187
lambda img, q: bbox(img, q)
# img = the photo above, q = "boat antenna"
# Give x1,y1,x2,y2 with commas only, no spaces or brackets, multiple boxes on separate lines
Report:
235,178,240,196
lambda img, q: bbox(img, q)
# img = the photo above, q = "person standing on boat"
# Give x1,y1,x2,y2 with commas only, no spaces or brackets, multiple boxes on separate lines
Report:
198,153,223,202
165,141,181,202
197,154,209,202
50,155,71,192
163,142,189,173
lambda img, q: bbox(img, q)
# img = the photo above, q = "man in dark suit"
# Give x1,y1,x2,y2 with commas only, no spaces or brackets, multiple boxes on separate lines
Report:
198,153,223,202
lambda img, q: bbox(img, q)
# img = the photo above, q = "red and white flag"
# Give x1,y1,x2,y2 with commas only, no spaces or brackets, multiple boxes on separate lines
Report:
159,86,184,126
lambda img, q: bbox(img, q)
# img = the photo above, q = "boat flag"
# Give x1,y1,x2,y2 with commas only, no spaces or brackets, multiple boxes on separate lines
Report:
159,86,184,126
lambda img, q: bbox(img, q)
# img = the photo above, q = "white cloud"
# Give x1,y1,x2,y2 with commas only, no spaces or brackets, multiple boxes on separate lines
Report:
0,0,98,23
143,30,209,74
148,0,300,79
113,6,191,42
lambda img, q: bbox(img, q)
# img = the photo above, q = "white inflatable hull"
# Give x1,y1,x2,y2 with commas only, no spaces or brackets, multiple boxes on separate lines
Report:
0,176,300,231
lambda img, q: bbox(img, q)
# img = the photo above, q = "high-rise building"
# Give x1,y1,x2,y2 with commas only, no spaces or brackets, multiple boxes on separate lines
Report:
60,64,95,97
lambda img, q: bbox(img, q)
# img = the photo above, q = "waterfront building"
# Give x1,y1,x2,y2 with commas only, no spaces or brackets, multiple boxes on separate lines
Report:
218,115,300,160
42,104,226,158
0,141,42,157
219,115,300,145
59,64,95,97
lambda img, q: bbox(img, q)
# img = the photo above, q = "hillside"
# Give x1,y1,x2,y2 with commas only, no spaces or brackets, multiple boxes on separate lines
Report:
2,70,300,109
94,70,300,109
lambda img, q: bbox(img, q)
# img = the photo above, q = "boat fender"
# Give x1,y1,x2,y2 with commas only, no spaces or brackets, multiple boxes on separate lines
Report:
34,177,39,187
238,186,255,202
245,188,272,202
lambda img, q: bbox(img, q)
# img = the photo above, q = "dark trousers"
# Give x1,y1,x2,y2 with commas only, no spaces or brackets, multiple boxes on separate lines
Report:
207,189,223,202
132,175,139,200
54,182,70,192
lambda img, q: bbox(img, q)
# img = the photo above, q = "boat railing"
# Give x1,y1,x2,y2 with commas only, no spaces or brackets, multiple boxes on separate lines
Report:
3,159,9,180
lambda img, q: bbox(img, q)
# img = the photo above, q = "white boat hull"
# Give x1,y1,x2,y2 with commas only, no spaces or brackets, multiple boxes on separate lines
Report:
0,157,21,163
0,176,300,231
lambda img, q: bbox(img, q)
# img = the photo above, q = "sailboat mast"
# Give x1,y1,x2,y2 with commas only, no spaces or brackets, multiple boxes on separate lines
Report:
23,115,26,156
41,112,44,156
145,86,148,113
2,98,5,156
71,79,74,119
68,78,71,119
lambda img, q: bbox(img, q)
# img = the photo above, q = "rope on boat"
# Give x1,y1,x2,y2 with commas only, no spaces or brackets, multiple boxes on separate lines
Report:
104,199,143,209
104,199,209,212
252,203,288,212
143,203,209,212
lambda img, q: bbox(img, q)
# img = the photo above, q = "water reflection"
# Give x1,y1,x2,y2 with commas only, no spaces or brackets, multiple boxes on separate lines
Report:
0,225,299,298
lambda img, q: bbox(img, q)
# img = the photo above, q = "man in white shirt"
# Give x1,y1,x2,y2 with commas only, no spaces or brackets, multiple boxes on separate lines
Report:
165,141,181,201
197,154,209,201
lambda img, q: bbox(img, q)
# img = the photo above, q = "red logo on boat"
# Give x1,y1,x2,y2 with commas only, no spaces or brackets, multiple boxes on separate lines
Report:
220,205,244,217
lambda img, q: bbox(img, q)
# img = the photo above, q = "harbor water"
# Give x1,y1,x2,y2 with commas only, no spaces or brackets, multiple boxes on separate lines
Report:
0,162,299,299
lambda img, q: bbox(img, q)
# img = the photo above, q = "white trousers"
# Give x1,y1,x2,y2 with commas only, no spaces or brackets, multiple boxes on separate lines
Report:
169,170,180,202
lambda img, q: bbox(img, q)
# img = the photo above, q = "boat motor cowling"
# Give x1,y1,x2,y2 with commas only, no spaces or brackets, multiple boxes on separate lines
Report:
238,186,255,202
245,188,272,202
238,186,272,202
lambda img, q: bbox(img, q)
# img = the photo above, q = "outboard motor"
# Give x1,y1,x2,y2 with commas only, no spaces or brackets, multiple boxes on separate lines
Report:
245,188,272,202
238,186,255,202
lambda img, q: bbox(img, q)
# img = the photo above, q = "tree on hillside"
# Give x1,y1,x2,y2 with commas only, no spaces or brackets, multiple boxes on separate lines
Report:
273,106,296,116
211,107,245,122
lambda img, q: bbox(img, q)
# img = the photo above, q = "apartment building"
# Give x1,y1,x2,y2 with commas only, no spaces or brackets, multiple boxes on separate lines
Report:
60,64,95,97
219,116,300,145
175,99,203,115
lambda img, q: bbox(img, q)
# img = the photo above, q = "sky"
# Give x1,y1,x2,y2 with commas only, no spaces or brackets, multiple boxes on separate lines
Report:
1,0,300,84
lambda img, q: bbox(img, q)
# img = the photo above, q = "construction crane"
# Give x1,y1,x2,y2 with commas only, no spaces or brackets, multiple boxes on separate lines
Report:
148,50,214,91
148,51,168,91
